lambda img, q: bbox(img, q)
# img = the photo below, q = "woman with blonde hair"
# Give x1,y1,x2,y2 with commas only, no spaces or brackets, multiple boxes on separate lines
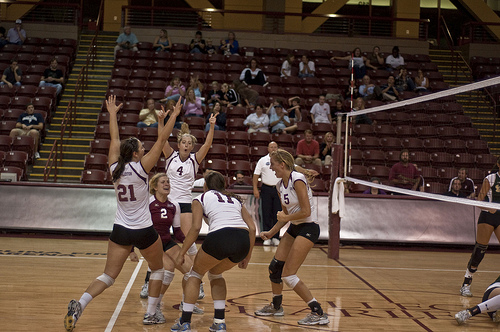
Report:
183,87,203,117
153,29,171,52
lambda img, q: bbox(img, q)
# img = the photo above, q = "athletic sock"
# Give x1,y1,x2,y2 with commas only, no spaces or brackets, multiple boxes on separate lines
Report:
145,270,151,283
79,292,93,311
307,298,324,316
180,302,194,324
272,294,283,310
463,277,473,286
147,296,159,315
214,300,225,319
477,294,500,313
470,305,481,316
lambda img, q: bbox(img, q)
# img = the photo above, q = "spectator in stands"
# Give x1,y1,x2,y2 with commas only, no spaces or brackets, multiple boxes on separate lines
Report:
380,75,399,100
137,98,160,128
189,30,206,54
234,80,259,107
295,129,322,167
220,82,238,107
268,102,297,134
0,59,22,88
207,81,223,107
240,58,267,86
244,104,269,133
153,29,171,52
359,75,386,101
114,26,138,58
352,97,373,125
192,168,213,188
228,171,252,189
319,131,334,165
39,58,64,96
444,178,467,197
366,46,385,70
183,87,203,117
0,25,7,48
363,177,388,195
205,101,226,132
449,168,476,198
161,76,186,103
164,99,183,129
188,75,204,99
7,19,26,45
281,54,295,78
331,99,345,122
298,55,315,78
287,96,304,124
389,149,421,191
310,94,332,124
385,46,404,71
205,38,216,55
395,67,416,92
9,103,44,159
331,47,372,79
415,69,430,91
219,31,239,55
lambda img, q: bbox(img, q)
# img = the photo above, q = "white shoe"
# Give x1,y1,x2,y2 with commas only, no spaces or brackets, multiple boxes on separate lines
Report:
198,282,205,300
179,301,204,314
460,284,473,297
493,311,500,322
455,309,472,325
34,152,40,159
263,239,271,246
140,281,149,298
271,238,280,246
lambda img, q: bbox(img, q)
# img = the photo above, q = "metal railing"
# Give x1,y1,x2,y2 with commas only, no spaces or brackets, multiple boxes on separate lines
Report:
86,0,105,70
0,1,81,26
460,21,500,45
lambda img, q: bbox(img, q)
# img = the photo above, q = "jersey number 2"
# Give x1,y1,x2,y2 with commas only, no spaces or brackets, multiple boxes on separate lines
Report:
117,184,137,202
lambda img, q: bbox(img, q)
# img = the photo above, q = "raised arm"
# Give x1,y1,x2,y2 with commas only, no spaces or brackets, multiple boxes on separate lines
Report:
196,113,216,163
157,107,174,158
105,95,123,166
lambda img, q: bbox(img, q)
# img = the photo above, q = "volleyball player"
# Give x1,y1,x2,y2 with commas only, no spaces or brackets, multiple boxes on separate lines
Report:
63,96,181,331
460,156,500,297
170,171,255,332
255,149,329,326
456,275,500,324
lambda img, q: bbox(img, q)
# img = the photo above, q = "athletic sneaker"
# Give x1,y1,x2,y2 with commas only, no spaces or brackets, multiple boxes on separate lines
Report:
455,309,472,325
143,312,165,325
155,303,166,324
460,284,473,297
209,322,227,331
271,238,280,246
140,281,149,298
64,299,82,332
198,282,205,300
34,152,40,159
179,301,204,314
254,304,284,316
493,311,500,322
297,312,330,325
171,319,191,331
263,239,272,246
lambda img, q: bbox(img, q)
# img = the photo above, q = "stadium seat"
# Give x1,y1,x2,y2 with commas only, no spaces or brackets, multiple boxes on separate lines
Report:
0,121,17,135
139,127,158,142
402,137,424,151
0,135,13,152
184,116,205,130
363,150,386,166
349,149,364,165
430,152,454,167
444,139,467,154
0,165,24,181
249,131,270,146
206,144,227,160
205,159,228,175
420,166,440,183
423,138,446,153
227,160,252,176
84,153,108,171
367,165,391,180
454,153,476,168
250,145,268,162
409,151,431,167
349,164,368,180
89,139,110,155
466,140,490,155
11,136,34,160
227,145,250,161
436,126,459,139
4,150,28,175
476,153,497,170
426,182,447,194
80,169,107,184
227,131,249,145
211,130,227,145
226,118,246,131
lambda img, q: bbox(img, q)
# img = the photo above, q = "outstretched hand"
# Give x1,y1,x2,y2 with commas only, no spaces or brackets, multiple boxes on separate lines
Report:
172,97,182,116
157,105,170,121
208,113,216,125
105,95,123,114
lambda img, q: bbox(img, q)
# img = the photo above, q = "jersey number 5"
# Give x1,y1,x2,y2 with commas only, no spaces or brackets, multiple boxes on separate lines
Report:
117,184,137,202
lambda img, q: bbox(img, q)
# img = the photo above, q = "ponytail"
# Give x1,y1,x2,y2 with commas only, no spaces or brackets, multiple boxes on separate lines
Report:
112,137,139,183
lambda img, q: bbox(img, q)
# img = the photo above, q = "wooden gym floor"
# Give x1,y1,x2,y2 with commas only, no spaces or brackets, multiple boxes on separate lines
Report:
2,236,500,331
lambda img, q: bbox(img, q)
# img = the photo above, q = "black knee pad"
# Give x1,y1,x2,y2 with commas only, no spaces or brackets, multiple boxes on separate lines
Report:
269,258,285,284
468,242,488,272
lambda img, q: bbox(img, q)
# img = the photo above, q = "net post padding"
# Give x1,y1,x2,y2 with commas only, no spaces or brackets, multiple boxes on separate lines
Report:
328,144,344,260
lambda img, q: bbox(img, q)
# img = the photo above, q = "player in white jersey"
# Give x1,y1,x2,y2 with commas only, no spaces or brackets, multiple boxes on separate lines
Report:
456,275,500,325
64,96,181,331
255,149,329,326
171,171,255,332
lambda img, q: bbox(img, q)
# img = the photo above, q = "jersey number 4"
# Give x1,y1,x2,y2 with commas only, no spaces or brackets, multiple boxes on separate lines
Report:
117,184,137,202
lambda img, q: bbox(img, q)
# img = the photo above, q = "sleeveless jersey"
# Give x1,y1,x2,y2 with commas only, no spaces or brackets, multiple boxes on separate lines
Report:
110,161,152,229
277,171,316,225
149,195,181,243
193,190,248,233
485,173,500,203
165,151,199,203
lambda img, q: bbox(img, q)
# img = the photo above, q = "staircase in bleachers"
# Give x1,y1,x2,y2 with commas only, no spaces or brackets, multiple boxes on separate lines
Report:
29,32,117,182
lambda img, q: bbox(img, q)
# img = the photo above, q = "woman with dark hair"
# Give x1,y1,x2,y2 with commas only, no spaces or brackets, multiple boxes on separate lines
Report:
171,171,256,332
205,101,226,132
219,31,239,55
64,96,182,331
240,58,267,86
255,149,329,326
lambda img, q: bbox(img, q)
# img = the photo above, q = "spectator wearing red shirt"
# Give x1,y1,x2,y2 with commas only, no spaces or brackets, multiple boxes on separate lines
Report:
389,149,421,191
294,129,322,167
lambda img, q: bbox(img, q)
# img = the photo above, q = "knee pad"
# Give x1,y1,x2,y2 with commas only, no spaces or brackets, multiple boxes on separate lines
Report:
163,270,175,285
208,271,223,282
97,273,115,287
186,268,204,281
150,268,165,281
269,258,285,284
468,242,488,272
187,243,198,256
282,275,300,289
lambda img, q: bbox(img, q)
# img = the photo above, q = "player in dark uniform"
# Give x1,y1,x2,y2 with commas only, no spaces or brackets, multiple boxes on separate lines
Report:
456,275,500,324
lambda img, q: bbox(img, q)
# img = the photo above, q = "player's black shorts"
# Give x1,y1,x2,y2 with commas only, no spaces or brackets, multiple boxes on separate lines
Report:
109,224,159,250
179,203,192,213
478,210,500,229
163,240,178,252
202,228,250,263
286,222,320,244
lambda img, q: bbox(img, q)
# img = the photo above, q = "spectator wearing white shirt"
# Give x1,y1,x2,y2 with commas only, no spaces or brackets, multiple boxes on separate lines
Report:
298,55,315,78
244,104,270,133
281,54,294,78
385,46,405,72
310,95,332,124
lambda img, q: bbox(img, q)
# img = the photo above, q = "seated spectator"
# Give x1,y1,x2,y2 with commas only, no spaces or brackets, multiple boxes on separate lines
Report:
219,31,239,55
319,131,334,165
389,149,421,191
363,177,388,195
366,46,385,70
331,47,371,79
205,101,226,132
268,102,297,134
359,75,386,101
295,129,322,167
189,30,206,54
352,97,373,125
380,75,399,101
331,99,345,121
207,81,223,106
164,99,183,129
444,178,467,197
0,59,22,88
281,54,295,78
287,96,304,124
153,29,171,52
233,79,259,107
193,168,213,188
244,104,269,133
310,94,332,124
395,67,416,92
189,75,204,99
414,69,430,91
228,171,252,189
385,46,405,71
39,58,64,95
183,87,203,117
240,58,267,86
114,26,138,58
7,19,26,45
137,98,160,128
160,76,186,103
0,25,8,48
9,103,44,159
206,38,217,55
298,55,315,78
448,168,475,198
220,82,238,107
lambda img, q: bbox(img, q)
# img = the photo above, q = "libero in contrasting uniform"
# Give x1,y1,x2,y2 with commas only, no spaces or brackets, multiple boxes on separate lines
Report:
456,275,500,325
63,96,182,331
